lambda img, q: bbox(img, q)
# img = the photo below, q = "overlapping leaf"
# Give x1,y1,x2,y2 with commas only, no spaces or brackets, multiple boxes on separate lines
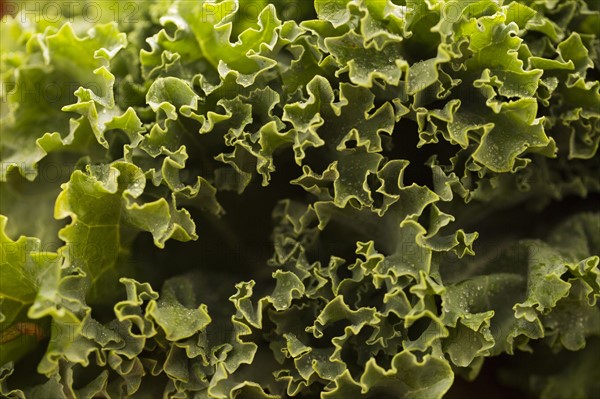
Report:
1,0,599,398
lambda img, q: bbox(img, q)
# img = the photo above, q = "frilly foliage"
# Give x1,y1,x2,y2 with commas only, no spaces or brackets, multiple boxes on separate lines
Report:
0,0,599,398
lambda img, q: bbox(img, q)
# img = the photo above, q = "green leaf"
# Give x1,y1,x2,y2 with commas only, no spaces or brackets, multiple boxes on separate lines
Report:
0,22,126,181
54,162,197,303
0,216,58,363
323,351,453,399
147,275,211,341
325,30,408,87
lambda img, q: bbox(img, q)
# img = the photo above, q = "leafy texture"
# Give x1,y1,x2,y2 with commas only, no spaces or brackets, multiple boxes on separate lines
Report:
0,0,599,398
